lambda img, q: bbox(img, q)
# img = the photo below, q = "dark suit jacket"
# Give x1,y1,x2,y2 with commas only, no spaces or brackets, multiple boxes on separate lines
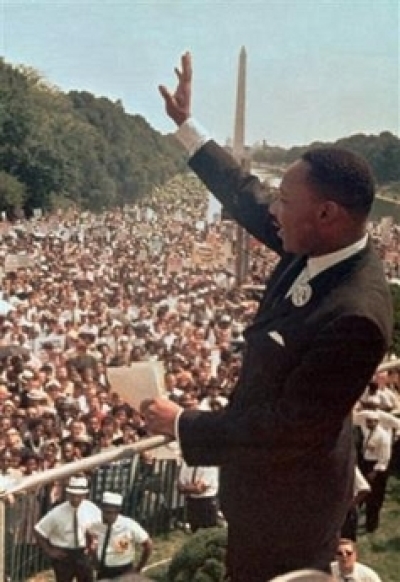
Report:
178,141,393,580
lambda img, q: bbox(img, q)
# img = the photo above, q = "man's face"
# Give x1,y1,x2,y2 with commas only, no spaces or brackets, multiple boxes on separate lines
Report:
270,160,325,256
68,493,85,509
336,541,356,573
102,505,119,525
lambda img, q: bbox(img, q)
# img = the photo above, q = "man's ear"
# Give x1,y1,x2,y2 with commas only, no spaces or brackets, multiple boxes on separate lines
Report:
319,200,341,224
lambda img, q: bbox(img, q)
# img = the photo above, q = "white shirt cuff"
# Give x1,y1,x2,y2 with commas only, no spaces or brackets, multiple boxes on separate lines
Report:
174,409,184,448
175,118,210,157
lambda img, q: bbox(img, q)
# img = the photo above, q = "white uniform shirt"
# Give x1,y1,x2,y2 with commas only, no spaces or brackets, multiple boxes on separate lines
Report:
360,424,391,472
331,560,382,581
35,499,101,548
89,515,149,567
178,461,219,498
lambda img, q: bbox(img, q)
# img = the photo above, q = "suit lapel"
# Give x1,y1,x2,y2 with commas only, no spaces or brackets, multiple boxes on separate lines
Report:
251,246,368,330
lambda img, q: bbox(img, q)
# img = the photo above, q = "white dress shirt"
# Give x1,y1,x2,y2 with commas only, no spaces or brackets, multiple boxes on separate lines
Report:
35,499,101,548
178,461,219,498
331,560,382,581
89,514,149,567
360,424,391,472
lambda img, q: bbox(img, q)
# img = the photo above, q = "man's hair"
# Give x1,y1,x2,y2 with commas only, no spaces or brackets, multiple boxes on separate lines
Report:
338,537,356,550
302,147,375,217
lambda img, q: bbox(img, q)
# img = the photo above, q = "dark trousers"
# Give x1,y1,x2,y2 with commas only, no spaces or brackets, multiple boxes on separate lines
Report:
52,548,93,582
224,527,333,582
97,562,134,580
341,506,359,541
359,459,389,533
186,496,218,533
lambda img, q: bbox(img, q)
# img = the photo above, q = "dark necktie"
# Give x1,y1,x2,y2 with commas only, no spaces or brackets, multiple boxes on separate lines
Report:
99,524,112,568
268,256,308,308
73,509,79,548
363,427,374,455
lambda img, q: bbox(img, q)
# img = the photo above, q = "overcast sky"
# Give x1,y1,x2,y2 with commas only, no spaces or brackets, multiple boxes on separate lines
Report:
1,0,399,147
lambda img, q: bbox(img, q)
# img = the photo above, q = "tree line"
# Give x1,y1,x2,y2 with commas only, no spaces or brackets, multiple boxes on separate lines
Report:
0,58,186,217
252,131,400,186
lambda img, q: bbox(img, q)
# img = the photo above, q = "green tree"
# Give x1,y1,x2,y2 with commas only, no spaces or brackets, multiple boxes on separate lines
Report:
0,170,27,212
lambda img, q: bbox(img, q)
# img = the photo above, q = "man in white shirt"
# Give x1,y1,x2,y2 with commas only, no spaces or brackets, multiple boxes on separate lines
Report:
331,538,382,581
34,475,101,582
357,411,391,533
89,491,152,581
175,391,220,532
341,466,370,541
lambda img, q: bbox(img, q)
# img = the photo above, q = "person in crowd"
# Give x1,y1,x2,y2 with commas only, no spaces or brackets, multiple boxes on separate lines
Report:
88,491,152,580
177,392,219,532
198,376,229,410
357,410,392,533
331,538,382,581
34,475,101,582
140,52,393,582
341,465,370,541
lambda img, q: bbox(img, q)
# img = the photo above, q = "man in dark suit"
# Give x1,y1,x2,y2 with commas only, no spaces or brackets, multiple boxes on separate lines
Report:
141,53,392,582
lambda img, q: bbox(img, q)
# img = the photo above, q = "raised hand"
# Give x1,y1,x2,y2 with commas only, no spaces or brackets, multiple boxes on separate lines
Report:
159,51,192,126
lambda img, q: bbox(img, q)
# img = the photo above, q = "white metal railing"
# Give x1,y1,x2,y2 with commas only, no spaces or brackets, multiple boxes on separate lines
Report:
0,435,172,498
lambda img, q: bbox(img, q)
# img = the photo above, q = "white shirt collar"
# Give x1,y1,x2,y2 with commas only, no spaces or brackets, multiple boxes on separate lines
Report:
307,233,368,280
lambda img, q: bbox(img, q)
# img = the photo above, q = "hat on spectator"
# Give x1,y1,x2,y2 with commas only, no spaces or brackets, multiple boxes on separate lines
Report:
220,314,232,324
3,400,15,409
45,380,61,389
364,410,380,421
19,370,34,382
73,434,93,445
27,389,47,401
102,491,123,507
66,476,89,495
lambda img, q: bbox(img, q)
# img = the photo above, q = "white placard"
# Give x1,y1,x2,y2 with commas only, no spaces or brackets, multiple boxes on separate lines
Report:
107,361,166,411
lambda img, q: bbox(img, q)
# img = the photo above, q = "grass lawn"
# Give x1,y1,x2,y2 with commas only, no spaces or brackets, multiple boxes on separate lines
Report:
356,474,400,582
145,475,400,581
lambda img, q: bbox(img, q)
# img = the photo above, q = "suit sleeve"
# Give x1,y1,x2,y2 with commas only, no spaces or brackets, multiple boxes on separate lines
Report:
189,140,283,253
178,315,388,466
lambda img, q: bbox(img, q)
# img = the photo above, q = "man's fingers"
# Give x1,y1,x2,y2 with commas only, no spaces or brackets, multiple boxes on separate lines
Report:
181,51,192,80
158,85,172,102
140,399,154,415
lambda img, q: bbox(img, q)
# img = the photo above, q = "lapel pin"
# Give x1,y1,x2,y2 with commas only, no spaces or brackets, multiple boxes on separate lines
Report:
291,282,312,307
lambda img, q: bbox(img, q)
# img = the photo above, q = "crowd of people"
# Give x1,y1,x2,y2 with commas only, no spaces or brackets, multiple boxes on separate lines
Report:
0,173,259,486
